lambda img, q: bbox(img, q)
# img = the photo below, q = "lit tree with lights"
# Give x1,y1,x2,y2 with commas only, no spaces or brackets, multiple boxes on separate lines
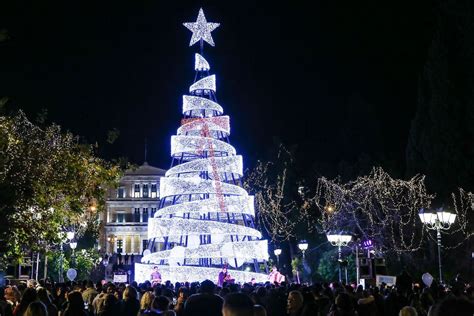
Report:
135,9,269,283
312,167,473,254
0,110,120,266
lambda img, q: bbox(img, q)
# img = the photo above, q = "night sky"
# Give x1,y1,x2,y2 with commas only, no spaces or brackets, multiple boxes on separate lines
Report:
0,1,434,172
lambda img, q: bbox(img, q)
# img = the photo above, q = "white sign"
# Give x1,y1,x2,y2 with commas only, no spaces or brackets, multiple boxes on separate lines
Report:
113,273,128,283
376,274,396,286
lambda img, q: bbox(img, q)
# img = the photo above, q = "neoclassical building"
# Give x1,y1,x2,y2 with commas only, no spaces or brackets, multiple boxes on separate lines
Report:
100,162,166,255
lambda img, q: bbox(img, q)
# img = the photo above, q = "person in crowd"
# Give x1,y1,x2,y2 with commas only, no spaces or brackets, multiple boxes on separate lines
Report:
148,296,175,316
97,294,118,316
184,280,223,316
399,306,418,316
0,287,13,316
26,280,37,289
37,288,57,316
81,281,97,313
253,305,267,316
328,292,357,316
92,292,107,315
139,291,155,315
286,290,304,316
13,287,37,316
357,289,376,316
4,286,20,310
430,296,474,316
222,292,254,316
24,301,47,316
174,287,189,316
119,286,139,316
62,291,87,316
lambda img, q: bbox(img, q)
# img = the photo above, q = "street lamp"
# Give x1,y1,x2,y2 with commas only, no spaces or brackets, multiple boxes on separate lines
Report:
66,231,75,242
274,248,282,266
419,208,456,284
326,233,352,283
70,240,77,251
298,241,309,260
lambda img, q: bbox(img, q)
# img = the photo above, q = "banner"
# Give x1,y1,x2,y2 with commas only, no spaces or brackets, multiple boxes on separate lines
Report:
376,274,396,286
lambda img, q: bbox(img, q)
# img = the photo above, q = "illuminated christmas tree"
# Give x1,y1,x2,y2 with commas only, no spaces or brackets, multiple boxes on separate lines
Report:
135,8,269,283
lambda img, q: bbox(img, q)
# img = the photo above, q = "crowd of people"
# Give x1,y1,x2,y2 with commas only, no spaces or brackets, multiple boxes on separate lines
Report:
0,273,473,316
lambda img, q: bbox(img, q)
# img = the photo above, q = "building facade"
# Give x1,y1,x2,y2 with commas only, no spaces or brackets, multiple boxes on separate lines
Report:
100,162,166,255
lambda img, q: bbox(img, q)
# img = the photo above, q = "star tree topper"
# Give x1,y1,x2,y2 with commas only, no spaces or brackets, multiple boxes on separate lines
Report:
183,8,220,47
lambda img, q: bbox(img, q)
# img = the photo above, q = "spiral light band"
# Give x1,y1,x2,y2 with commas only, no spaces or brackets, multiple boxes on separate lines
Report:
182,95,223,117
171,135,236,159
189,75,216,93
195,53,210,71
156,196,255,220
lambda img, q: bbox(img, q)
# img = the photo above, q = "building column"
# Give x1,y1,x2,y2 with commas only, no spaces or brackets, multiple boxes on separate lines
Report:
106,210,110,223
139,209,143,223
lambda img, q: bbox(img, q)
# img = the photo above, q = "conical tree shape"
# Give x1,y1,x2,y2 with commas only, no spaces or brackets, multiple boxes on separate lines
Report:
135,16,269,283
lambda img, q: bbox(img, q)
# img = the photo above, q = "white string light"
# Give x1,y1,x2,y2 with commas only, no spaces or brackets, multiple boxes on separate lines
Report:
183,8,220,47
313,167,433,254
165,155,242,179
195,53,210,71
147,218,262,240
182,95,223,117
189,75,216,93
159,177,247,199
135,264,269,284
177,116,230,137
142,240,268,262
156,195,255,217
171,135,236,159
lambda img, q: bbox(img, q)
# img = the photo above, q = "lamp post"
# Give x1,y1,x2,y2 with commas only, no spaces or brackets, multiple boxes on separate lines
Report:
274,248,282,267
326,233,352,283
69,239,77,267
102,255,109,281
59,242,64,283
418,208,456,284
298,241,308,260
294,241,308,284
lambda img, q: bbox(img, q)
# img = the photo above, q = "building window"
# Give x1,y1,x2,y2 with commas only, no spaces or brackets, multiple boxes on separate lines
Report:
117,213,125,223
151,184,157,198
151,208,157,217
143,184,149,198
142,240,148,252
134,184,140,198
134,208,140,222
117,187,125,198
143,208,149,223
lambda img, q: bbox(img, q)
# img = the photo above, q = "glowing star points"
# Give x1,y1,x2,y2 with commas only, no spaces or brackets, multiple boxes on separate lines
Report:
183,8,220,47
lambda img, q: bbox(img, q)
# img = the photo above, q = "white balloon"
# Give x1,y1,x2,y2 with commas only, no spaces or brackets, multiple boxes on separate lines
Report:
422,272,433,287
66,268,77,281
